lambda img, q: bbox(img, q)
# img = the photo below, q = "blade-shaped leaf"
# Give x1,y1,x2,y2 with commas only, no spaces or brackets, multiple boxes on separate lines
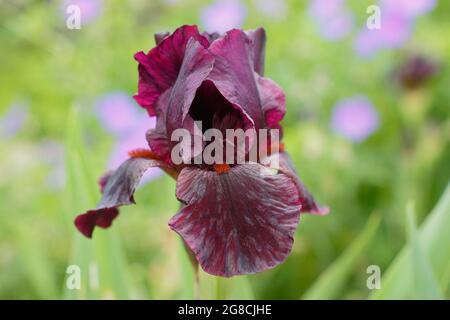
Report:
302,213,381,299
406,203,443,299
371,183,450,299
63,106,131,299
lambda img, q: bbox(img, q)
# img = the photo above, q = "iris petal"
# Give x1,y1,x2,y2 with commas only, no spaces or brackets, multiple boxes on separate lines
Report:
146,91,172,164
169,163,302,277
134,25,209,116
146,38,215,164
166,38,215,136
207,29,263,130
278,152,329,215
245,28,266,76
257,75,286,129
74,157,169,238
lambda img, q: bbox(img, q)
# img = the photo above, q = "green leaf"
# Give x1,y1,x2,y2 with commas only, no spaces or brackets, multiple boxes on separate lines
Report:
302,213,381,299
62,106,131,299
63,107,96,299
371,183,450,299
17,226,59,299
406,203,443,299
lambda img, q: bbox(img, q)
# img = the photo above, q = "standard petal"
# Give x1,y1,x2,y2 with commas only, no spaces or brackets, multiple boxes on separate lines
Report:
207,29,264,130
278,152,329,215
169,164,302,277
245,28,266,76
146,90,172,163
166,38,215,135
134,25,209,116
74,157,169,238
257,75,286,129
145,38,215,164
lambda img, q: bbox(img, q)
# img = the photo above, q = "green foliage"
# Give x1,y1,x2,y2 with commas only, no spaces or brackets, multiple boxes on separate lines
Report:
303,213,381,299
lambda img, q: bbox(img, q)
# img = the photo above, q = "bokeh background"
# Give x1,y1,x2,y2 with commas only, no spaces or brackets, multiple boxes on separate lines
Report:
0,0,449,300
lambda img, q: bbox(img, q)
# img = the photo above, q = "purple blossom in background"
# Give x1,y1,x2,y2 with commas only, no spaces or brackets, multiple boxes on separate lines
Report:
0,102,29,139
108,120,150,169
380,0,437,18
200,0,247,34
308,0,354,41
331,96,380,142
253,0,286,20
108,118,162,186
60,0,103,25
354,10,412,58
95,92,140,136
95,91,162,184
353,0,437,58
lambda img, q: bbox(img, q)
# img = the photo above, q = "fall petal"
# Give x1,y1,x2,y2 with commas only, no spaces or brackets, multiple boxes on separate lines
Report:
169,164,302,277
278,152,329,215
74,157,169,238
74,208,119,238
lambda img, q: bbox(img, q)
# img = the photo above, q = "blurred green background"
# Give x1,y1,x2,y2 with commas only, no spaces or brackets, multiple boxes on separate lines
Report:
0,0,449,299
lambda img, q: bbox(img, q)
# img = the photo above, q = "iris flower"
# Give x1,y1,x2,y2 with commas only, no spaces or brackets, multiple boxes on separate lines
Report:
75,25,328,277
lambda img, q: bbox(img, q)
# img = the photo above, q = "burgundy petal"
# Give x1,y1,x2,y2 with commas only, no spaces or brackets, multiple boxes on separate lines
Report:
98,170,113,194
169,164,302,277
146,90,172,163
134,25,209,116
146,38,215,164
277,152,329,215
182,80,249,164
245,28,266,76
75,208,119,238
207,29,264,130
257,75,286,129
166,38,215,136
74,157,168,238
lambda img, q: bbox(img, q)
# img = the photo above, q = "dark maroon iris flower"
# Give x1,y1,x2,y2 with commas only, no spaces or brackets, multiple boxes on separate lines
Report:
75,25,328,277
